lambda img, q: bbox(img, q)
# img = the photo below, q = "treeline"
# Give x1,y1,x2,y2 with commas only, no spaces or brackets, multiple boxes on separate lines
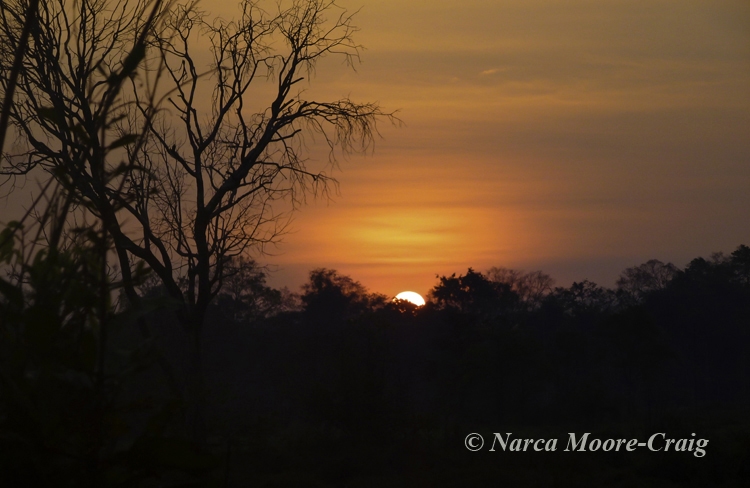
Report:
192,245,750,427
177,245,749,485
3,243,750,486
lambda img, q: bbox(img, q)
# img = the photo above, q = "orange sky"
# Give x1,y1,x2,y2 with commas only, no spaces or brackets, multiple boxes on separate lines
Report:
4,0,749,298
251,0,750,297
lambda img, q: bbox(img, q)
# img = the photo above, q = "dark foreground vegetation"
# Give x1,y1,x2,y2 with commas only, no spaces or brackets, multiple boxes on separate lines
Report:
2,239,749,486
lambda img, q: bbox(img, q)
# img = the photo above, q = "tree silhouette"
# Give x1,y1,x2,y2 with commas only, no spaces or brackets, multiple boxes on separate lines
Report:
429,268,518,317
1,0,394,444
486,266,554,310
301,268,386,322
212,257,287,323
542,280,618,330
616,259,678,304
730,244,750,286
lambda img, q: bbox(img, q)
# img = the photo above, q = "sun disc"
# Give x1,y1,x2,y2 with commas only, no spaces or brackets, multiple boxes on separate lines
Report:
394,291,425,307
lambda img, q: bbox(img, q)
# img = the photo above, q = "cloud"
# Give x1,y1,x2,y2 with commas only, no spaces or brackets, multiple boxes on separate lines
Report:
480,68,500,76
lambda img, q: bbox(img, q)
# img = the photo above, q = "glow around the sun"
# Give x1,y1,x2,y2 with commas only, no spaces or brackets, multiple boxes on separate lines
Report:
394,291,426,307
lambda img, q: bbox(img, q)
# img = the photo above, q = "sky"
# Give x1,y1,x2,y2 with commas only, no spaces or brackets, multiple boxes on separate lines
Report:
4,0,749,299
245,0,749,298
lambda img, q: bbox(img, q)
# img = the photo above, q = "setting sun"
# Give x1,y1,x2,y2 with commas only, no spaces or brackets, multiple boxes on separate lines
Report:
394,291,426,307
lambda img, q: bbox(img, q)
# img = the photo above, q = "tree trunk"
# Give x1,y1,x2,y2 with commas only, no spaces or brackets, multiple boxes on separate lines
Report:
184,314,208,448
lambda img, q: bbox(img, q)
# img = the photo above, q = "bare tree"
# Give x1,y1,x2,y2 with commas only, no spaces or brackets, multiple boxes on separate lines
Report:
0,0,40,154
1,0,394,443
124,0,393,325
616,259,678,302
487,266,555,310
